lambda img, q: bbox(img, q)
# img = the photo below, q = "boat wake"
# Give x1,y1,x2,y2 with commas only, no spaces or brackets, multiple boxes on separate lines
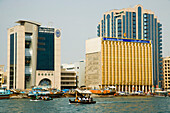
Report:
30,100,41,102
96,101,139,104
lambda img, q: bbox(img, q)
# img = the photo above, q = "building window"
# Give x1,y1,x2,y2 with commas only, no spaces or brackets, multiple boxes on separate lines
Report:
48,73,50,76
138,6,142,39
41,73,43,76
107,14,110,37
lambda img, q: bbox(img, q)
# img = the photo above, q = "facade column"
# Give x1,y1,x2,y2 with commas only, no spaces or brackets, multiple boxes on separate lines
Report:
125,85,127,93
149,86,151,92
145,85,148,93
142,85,144,92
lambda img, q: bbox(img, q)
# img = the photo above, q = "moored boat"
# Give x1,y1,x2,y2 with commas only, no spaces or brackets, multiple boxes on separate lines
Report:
0,88,11,99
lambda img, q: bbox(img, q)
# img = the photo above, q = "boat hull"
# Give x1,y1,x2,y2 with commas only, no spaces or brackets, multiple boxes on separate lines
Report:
69,100,96,104
0,95,10,99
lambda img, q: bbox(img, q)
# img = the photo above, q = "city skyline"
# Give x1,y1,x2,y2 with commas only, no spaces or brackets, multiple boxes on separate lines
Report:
0,0,170,69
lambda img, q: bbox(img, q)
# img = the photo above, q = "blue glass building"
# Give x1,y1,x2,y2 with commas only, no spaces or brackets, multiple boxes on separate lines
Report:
97,5,163,88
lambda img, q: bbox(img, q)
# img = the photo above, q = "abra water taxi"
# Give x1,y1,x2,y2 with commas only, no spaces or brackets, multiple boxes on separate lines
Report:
69,89,96,104
30,95,53,101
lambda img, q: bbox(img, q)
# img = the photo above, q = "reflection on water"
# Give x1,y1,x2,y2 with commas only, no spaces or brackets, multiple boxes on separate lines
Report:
0,97,170,113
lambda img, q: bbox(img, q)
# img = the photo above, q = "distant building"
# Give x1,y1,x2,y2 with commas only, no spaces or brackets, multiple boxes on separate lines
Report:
85,37,153,93
3,71,7,85
97,4,163,88
163,57,170,92
61,68,77,89
62,60,85,87
7,20,61,90
0,65,4,87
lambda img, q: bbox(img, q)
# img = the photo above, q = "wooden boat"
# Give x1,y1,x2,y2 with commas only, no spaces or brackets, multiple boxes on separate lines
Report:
69,89,96,104
30,96,53,101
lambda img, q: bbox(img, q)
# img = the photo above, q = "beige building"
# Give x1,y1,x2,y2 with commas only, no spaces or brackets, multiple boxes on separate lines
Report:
163,57,170,92
62,60,86,87
7,20,61,90
85,37,153,93
0,65,4,87
61,69,77,89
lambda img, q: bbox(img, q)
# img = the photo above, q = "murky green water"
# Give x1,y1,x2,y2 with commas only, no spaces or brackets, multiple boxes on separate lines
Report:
0,97,170,113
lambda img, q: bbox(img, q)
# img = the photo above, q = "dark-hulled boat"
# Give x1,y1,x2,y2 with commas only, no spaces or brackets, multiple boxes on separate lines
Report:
69,99,96,104
69,89,96,104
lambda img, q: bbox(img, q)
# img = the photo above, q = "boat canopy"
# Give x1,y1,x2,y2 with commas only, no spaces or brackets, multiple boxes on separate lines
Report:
108,86,116,89
75,89,92,94
62,89,69,93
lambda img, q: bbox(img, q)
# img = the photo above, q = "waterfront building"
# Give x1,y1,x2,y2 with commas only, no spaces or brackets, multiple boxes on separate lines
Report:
7,20,61,90
0,65,4,87
85,37,153,93
163,57,170,92
62,60,85,87
61,68,77,89
97,4,163,87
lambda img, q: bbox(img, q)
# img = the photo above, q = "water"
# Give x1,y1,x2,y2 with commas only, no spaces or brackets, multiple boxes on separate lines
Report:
0,97,170,113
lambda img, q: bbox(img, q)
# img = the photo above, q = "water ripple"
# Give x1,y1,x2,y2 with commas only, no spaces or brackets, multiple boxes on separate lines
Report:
0,97,170,113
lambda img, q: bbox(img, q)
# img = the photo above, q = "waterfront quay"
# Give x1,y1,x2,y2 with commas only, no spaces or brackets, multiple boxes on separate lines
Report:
6,87,170,99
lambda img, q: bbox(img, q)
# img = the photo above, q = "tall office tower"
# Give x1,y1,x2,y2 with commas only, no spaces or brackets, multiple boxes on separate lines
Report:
7,20,61,90
85,37,153,93
163,57,170,92
97,5,163,87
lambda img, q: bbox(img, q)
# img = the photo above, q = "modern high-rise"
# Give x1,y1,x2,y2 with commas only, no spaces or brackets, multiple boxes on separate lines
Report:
85,37,153,93
97,5,163,87
7,20,61,90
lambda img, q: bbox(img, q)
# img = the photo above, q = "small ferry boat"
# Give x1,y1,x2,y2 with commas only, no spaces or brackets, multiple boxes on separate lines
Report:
0,88,11,99
69,89,96,104
30,95,53,101
154,91,168,97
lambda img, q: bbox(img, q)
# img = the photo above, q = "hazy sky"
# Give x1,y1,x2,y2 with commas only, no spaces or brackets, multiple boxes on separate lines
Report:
0,0,170,70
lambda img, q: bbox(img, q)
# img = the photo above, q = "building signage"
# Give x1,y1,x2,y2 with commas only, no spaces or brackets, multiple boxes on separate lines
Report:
56,29,61,38
103,38,151,43
39,27,54,33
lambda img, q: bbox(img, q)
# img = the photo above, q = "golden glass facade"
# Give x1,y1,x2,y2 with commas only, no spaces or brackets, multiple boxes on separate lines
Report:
101,38,153,92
